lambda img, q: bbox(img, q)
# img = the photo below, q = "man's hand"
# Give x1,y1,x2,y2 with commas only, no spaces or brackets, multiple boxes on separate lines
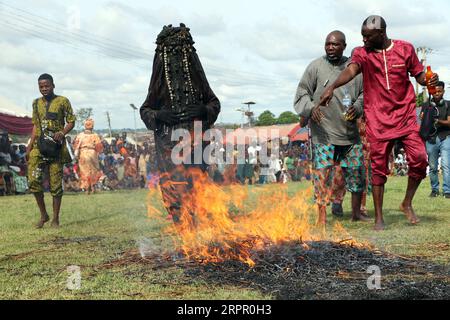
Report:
311,105,324,124
53,131,65,143
179,104,208,122
418,72,439,87
319,86,335,107
155,109,180,125
345,106,357,121
299,116,309,128
428,73,439,87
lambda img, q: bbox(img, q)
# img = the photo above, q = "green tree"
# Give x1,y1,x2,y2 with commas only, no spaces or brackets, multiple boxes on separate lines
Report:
277,111,299,124
416,92,425,107
256,110,276,126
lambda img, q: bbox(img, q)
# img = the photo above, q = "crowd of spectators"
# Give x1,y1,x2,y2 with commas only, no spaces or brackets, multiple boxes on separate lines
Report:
207,141,312,186
0,130,421,196
63,133,158,193
0,133,28,195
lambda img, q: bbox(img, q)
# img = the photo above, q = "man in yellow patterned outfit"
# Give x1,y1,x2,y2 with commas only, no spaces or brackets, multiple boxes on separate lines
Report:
26,74,76,228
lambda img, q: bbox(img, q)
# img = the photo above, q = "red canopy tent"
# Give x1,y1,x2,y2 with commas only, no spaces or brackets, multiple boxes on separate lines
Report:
0,97,33,135
0,112,33,135
224,124,298,145
288,123,308,142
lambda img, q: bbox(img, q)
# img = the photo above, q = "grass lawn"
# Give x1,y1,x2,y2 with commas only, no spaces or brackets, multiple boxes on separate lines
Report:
0,176,448,300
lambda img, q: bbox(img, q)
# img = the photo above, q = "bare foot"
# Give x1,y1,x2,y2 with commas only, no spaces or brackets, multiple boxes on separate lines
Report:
35,214,50,229
51,220,60,228
352,214,371,222
399,204,420,224
361,211,370,219
374,221,385,231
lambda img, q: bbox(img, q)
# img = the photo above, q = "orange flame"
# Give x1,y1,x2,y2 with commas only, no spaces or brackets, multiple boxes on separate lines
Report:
147,167,363,266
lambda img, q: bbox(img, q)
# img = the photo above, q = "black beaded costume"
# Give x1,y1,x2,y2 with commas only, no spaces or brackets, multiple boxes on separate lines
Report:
140,24,220,221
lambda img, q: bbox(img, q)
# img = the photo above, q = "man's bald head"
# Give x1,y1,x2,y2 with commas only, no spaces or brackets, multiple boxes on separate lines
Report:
325,30,347,63
361,16,389,50
363,15,387,31
326,30,346,45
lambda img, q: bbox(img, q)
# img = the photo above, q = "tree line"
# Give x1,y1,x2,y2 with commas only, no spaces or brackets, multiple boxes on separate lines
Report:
255,110,298,126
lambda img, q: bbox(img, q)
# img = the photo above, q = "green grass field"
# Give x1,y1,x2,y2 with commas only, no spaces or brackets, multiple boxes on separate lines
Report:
0,176,448,300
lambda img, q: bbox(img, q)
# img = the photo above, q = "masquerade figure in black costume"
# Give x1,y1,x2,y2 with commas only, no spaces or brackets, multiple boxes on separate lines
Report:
140,23,221,223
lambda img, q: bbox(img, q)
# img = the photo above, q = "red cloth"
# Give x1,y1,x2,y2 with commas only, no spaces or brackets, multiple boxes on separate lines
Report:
351,40,424,142
288,124,309,142
369,131,427,186
0,112,33,135
119,147,129,158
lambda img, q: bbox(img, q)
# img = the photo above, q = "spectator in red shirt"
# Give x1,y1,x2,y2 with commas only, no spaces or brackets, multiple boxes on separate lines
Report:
319,15,439,230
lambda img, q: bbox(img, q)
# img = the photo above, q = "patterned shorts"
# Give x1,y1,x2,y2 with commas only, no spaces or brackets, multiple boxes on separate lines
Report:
28,149,63,197
313,143,364,169
312,144,366,205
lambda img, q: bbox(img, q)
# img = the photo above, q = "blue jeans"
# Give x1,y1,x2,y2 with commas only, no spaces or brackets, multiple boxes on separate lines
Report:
426,136,450,194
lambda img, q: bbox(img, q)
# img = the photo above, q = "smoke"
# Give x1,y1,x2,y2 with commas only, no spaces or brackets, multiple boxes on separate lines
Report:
137,237,160,258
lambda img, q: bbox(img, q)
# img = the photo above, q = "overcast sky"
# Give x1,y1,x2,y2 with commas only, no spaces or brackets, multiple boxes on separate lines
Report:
1,0,449,129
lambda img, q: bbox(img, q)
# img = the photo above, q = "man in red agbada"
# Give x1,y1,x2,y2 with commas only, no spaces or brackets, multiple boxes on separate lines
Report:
319,15,439,230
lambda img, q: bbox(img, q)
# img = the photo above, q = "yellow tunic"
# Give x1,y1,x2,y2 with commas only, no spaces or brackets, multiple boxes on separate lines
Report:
28,95,76,196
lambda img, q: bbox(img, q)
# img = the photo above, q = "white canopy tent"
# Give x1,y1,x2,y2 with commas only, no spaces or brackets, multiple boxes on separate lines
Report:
0,96,31,118
0,96,33,135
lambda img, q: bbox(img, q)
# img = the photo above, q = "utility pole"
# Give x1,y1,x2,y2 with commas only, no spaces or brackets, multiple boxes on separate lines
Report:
106,111,112,138
235,107,246,128
242,101,256,128
130,104,138,147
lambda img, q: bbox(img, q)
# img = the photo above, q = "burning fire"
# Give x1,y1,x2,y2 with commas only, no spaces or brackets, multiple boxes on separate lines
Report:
147,168,362,267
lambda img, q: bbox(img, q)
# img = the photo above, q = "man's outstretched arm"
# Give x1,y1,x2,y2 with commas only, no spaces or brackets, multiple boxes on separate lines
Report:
319,63,361,107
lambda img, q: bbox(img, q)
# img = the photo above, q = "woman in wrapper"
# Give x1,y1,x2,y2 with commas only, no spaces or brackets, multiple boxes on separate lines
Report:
73,119,104,194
